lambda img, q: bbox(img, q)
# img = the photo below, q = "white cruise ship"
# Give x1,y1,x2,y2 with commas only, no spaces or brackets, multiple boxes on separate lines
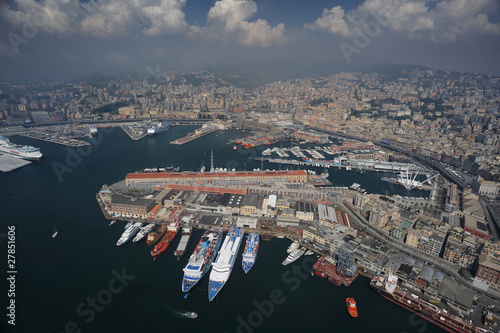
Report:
0,136,42,161
116,222,142,246
208,228,244,301
182,229,223,293
241,233,259,274
147,122,171,136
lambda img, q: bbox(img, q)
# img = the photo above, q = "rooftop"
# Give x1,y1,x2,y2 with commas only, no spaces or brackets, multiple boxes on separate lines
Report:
111,193,155,207
126,169,307,179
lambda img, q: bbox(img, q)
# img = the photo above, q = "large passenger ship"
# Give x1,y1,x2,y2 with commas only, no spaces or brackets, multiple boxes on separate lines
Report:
147,122,171,136
208,228,243,301
241,233,259,274
0,136,42,161
182,229,223,293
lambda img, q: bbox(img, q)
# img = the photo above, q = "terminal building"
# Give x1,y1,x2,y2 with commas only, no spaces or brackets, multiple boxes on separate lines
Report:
125,170,308,189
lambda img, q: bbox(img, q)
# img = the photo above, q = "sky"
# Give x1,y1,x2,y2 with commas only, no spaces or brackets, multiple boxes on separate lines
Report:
0,0,499,81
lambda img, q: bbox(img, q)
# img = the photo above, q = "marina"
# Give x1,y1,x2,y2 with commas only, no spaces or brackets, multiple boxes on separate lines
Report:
256,156,429,174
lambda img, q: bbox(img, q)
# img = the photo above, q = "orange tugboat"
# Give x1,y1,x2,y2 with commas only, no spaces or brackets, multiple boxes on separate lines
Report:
151,223,179,260
346,297,358,317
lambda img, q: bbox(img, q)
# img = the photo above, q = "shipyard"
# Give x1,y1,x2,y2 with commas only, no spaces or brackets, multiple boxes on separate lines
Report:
97,152,500,332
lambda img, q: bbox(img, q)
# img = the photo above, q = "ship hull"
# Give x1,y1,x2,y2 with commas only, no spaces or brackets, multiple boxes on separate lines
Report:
372,288,456,333
241,233,259,274
182,229,223,293
370,282,485,333
151,230,177,259
0,148,42,161
148,122,172,136
0,136,42,161
174,229,192,260
282,248,305,265
148,127,168,136
146,225,168,246
116,223,142,246
208,228,243,301
346,298,358,318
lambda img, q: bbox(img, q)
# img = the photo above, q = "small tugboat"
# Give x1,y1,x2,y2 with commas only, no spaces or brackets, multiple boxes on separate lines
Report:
346,297,358,318
109,220,117,226
52,225,58,238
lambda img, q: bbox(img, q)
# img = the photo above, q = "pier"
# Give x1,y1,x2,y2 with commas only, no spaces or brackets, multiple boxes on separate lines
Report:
0,154,32,172
170,125,219,145
255,157,429,174
120,125,149,141
18,132,91,147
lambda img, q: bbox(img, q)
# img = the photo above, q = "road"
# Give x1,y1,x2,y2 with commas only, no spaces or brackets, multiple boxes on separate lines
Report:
341,200,500,301
328,130,500,241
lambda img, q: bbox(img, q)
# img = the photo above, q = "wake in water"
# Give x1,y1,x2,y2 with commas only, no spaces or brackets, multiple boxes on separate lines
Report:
167,307,198,319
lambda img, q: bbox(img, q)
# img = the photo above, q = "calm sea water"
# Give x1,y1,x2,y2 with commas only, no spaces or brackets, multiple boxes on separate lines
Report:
0,126,442,333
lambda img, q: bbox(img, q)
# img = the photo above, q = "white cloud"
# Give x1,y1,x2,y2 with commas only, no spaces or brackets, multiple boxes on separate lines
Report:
0,0,285,47
305,0,500,42
238,20,285,47
304,6,352,37
0,0,78,36
141,0,188,36
81,0,135,38
206,0,286,47
1,0,190,38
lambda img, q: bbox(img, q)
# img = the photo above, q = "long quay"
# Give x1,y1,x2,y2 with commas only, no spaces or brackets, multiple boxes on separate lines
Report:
120,125,148,141
18,132,91,147
170,124,219,145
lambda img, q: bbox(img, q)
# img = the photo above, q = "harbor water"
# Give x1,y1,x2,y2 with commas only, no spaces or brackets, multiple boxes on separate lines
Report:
0,126,442,332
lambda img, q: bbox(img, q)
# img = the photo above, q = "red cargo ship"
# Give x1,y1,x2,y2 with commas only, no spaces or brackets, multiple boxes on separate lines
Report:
151,223,179,260
370,274,492,333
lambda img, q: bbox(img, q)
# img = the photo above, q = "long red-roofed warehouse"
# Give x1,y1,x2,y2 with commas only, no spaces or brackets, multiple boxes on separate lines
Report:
125,170,308,188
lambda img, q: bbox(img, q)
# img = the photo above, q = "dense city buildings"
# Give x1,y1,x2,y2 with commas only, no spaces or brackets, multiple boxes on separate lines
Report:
3,66,500,331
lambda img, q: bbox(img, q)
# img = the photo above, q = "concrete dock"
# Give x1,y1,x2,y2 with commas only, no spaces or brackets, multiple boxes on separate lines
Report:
120,125,149,141
170,126,218,145
0,154,32,172
18,132,91,147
